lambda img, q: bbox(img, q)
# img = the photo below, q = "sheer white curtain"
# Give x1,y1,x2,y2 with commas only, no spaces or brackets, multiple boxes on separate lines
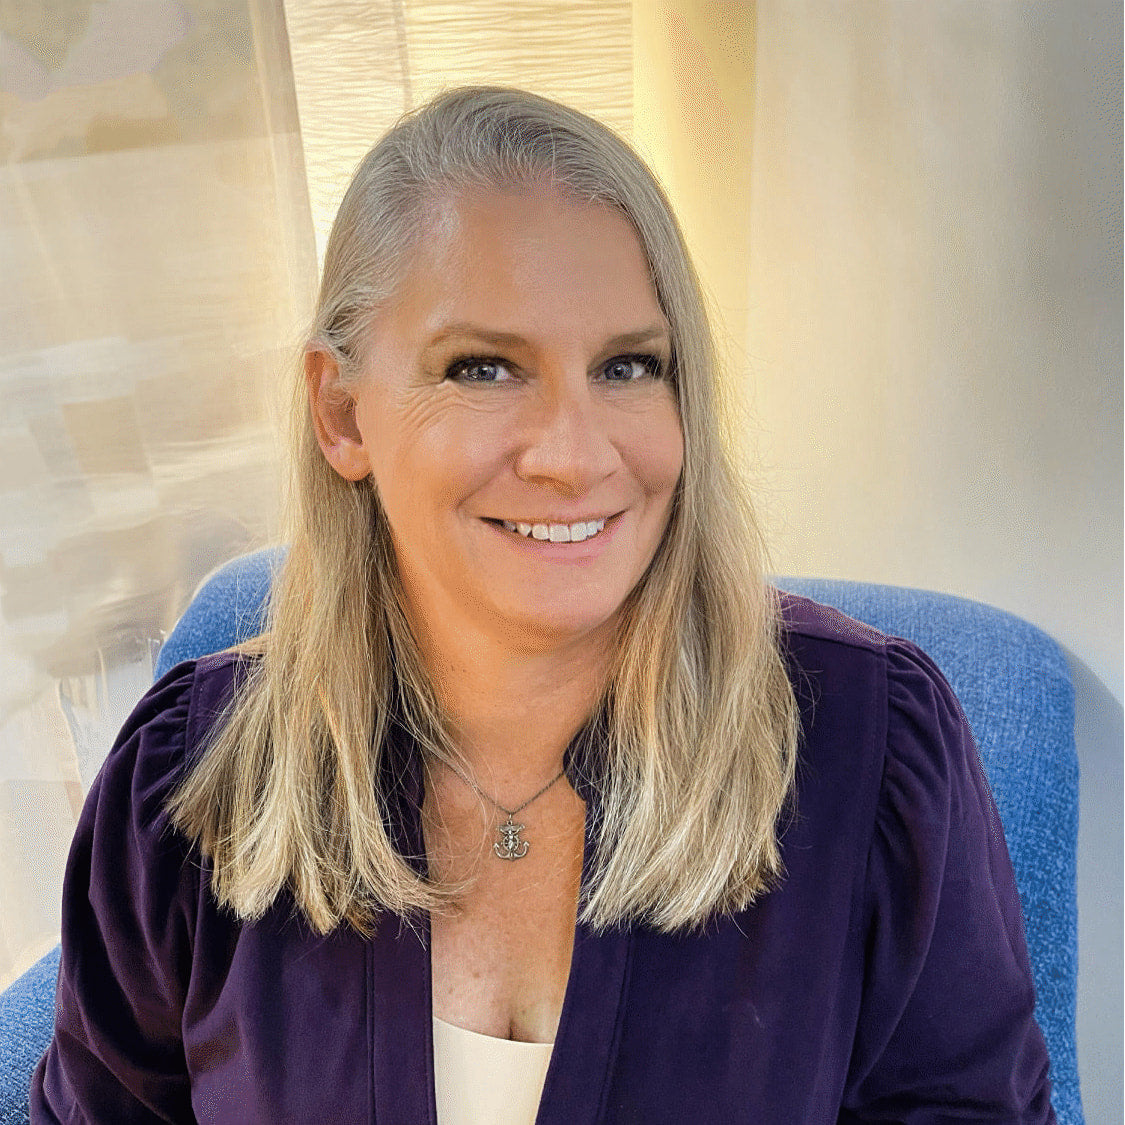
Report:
283,0,632,262
0,0,317,986
0,0,633,989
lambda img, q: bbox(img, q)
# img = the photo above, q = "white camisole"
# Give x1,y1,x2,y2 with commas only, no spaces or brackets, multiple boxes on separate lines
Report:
432,1016,554,1125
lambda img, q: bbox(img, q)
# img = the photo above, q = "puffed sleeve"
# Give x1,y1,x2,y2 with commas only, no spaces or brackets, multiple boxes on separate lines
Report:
840,640,1056,1123
30,663,202,1124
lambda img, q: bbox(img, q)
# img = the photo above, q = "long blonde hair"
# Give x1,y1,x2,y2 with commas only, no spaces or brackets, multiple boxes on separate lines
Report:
169,86,799,933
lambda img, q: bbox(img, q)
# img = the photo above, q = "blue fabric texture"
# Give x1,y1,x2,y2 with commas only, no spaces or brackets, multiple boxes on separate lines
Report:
2,552,1081,1123
0,946,59,1125
153,546,286,681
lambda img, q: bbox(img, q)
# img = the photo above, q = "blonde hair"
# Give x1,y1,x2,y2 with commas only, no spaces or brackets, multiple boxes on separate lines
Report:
169,86,799,933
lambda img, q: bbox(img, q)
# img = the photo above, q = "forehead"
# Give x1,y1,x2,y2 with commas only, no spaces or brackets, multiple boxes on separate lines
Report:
384,185,668,347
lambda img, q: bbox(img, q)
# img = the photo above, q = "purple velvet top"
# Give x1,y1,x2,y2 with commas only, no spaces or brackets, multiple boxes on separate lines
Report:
31,596,1055,1123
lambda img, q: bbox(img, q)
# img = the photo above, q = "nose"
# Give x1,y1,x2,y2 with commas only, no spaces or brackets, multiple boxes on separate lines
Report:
513,374,621,495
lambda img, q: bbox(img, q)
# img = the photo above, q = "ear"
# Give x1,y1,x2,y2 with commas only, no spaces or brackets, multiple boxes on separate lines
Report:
305,349,372,481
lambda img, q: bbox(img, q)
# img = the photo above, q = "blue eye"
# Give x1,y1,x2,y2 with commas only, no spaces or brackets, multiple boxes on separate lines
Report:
445,357,511,382
602,354,665,382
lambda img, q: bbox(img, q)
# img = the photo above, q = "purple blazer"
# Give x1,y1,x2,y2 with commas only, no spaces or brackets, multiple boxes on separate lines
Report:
31,596,1055,1123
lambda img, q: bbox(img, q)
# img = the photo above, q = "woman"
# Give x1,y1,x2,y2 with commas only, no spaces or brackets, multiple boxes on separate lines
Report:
32,87,1054,1123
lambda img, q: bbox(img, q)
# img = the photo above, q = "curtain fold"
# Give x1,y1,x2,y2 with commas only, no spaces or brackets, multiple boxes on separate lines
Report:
0,0,317,986
0,0,634,991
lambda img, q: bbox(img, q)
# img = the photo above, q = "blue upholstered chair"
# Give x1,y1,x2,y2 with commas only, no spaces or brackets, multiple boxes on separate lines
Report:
0,550,1083,1123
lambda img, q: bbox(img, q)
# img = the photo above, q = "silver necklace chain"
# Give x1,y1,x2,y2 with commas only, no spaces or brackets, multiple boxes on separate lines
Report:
441,760,567,861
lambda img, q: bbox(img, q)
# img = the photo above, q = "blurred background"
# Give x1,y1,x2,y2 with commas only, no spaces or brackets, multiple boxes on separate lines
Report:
1,1,1120,1119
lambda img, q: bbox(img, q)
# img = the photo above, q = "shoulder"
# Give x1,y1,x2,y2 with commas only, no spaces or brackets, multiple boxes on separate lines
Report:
778,589,887,653
774,592,1005,937
777,589,962,731
74,651,256,885
95,652,251,802
59,652,258,982
770,593,1051,1118
775,590,981,854
37,655,257,1119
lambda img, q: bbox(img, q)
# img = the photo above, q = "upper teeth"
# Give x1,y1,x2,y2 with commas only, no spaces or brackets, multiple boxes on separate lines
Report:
501,518,607,542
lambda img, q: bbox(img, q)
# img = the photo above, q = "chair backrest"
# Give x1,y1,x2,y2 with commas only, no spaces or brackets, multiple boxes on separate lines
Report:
779,576,1081,1125
158,556,1082,1122
154,545,286,680
0,945,60,1125
3,555,1082,1124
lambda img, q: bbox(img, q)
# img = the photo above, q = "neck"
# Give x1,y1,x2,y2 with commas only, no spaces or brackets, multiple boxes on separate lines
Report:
409,617,612,797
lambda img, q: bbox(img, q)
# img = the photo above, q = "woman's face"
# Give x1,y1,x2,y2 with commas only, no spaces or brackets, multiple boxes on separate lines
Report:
317,184,684,654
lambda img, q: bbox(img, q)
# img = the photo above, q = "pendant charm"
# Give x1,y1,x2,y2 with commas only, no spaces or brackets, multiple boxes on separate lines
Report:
494,815,529,860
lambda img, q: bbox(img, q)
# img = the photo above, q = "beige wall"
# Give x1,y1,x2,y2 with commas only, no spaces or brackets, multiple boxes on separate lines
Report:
634,3,1121,1121
637,0,1120,697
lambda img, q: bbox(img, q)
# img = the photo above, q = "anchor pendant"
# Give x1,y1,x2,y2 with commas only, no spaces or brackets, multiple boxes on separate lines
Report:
494,814,529,860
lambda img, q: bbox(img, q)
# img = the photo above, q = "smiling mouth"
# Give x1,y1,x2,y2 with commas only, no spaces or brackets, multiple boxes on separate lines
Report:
489,517,610,543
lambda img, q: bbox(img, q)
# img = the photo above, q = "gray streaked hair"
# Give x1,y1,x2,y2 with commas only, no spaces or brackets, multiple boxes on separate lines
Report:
169,86,799,933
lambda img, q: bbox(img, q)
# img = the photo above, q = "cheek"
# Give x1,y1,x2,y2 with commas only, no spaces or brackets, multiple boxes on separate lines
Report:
373,408,512,514
632,403,684,498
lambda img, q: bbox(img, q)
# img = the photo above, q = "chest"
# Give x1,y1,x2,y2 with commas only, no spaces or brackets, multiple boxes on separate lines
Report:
177,689,877,1121
425,791,586,1043
179,882,864,1124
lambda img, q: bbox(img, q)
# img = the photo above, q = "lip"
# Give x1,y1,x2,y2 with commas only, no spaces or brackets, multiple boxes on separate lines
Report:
489,513,617,526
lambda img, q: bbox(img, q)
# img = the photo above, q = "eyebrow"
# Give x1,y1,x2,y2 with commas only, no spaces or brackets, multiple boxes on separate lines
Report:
424,322,671,352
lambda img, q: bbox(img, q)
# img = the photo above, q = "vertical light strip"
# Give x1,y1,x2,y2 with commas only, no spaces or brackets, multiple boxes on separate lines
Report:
280,0,415,264
282,0,632,265
632,0,757,441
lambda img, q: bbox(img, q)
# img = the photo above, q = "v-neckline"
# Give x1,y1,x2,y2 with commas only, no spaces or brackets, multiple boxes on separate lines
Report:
534,916,633,1121
367,896,633,1124
367,715,633,1123
366,854,633,1125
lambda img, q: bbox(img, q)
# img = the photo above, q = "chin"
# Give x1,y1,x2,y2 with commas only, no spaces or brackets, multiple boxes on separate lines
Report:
490,599,624,652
